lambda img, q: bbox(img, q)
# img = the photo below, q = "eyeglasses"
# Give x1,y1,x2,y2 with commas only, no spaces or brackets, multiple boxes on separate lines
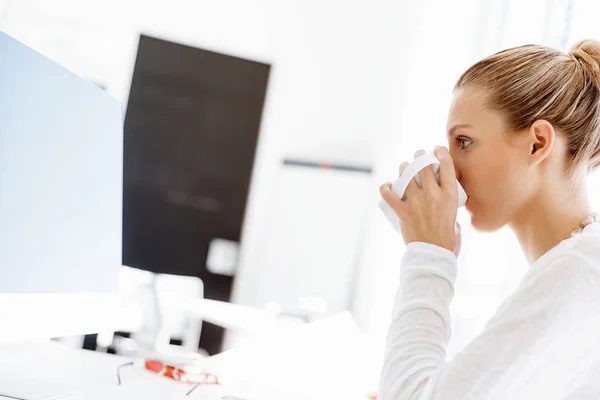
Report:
116,360,221,397
117,362,134,386
186,373,220,396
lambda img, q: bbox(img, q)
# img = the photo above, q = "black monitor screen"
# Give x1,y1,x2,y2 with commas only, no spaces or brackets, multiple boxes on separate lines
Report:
122,34,270,354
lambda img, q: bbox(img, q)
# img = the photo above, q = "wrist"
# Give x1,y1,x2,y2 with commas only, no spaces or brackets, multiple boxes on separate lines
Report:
405,241,457,261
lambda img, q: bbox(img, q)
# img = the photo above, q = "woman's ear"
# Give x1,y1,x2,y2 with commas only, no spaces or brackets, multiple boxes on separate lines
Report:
528,120,555,164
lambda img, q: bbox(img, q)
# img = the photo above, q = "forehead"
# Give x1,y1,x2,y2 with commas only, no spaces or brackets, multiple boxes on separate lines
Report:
448,88,486,121
447,87,505,132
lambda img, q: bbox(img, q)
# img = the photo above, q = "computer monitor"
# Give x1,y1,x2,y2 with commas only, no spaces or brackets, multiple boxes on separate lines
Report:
0,32,123,342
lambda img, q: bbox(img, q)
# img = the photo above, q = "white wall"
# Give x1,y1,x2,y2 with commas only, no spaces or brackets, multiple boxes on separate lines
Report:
352,0,576,360
0,0,407,332
352,0,504,355
2,0,580,358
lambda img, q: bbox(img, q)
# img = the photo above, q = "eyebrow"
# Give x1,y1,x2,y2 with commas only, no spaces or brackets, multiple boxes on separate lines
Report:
447,124,474,139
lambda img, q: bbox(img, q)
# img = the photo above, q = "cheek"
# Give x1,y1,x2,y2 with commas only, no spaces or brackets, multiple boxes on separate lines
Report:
463,165,504,206
460,156,522,230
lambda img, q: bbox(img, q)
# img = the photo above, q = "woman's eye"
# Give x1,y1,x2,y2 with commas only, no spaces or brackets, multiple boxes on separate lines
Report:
458,138,472,150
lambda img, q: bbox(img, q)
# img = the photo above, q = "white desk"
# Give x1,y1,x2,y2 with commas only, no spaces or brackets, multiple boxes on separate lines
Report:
0,341,218,400
0,342,374,400
0,314,382,400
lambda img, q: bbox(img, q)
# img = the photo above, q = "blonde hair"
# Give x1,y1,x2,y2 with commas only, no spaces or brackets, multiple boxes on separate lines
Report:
455,40,600,178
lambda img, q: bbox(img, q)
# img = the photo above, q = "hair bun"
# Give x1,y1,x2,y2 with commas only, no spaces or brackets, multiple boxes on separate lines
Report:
570,39,600,74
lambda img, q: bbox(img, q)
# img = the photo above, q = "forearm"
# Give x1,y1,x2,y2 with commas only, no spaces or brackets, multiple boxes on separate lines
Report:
378,242,458,400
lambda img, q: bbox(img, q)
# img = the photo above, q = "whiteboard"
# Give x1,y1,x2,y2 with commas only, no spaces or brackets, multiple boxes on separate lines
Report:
243,162,373,317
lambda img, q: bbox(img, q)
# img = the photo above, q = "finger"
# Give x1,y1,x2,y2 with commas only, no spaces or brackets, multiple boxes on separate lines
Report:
380,181,392,192
405,170,419,195
404,154,421,194
379,182,405,216
414,149,426,159
397,161,412,200
434,146,457,192
414,149,437,190
398,161,409,176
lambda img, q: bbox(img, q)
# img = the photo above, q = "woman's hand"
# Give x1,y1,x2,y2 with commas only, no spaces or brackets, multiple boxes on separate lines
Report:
379,147,461,257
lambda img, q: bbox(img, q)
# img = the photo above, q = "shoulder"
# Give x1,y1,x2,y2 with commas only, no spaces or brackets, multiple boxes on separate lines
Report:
536,231,600,291
489,239,600,327
565,229,600,267
530,229,600,281
527,246,600,304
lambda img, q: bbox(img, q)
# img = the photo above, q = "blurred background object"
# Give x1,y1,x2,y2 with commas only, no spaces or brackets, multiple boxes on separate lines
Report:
120,33,270,354
2,0,599,364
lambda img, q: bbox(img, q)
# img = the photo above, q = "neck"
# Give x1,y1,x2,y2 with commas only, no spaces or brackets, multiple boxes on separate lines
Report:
509,173,592,265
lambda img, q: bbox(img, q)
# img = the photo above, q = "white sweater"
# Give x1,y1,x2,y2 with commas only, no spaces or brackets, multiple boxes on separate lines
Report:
378,222,600,400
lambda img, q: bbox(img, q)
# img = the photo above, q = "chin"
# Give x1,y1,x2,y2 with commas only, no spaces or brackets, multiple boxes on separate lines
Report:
469,212,505,233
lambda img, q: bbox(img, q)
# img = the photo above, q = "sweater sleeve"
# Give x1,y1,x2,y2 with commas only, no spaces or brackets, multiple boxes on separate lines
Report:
377,242,600,400
377,242,458,400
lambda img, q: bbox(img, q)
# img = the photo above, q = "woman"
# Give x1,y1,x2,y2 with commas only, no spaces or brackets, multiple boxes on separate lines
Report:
377,40,600,400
